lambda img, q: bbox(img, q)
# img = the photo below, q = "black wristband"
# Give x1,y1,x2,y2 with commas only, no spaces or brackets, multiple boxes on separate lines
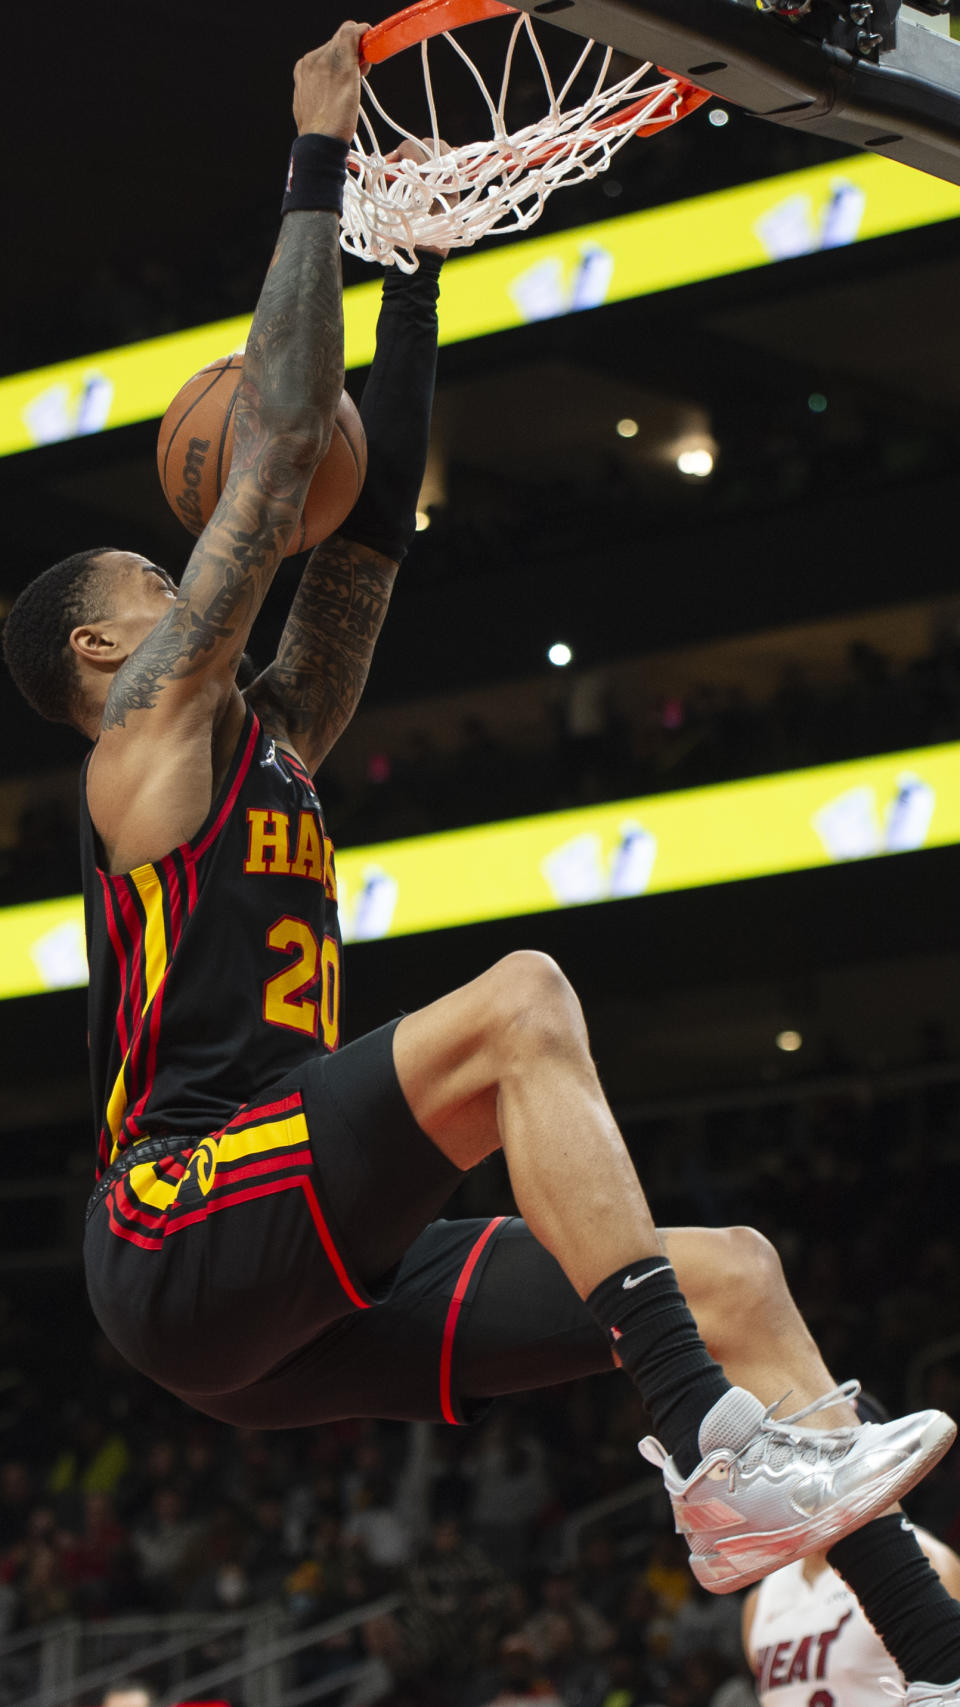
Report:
382,249,445,298
282,134,349,219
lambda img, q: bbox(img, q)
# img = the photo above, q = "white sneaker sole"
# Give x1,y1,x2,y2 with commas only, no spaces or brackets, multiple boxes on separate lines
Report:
690,1410,957,1594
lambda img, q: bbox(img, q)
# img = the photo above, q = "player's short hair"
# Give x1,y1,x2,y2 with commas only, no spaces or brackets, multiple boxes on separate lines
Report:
102,1680,158,1707
2,547,118,726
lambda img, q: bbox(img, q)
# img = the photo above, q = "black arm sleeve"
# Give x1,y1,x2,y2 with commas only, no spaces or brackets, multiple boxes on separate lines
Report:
338,251,443,564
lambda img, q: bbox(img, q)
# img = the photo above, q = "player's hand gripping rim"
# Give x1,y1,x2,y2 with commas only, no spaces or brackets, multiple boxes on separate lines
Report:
294,20,372,142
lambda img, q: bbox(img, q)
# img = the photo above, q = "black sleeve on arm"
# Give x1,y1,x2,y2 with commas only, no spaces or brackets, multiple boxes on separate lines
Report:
338,251,443,564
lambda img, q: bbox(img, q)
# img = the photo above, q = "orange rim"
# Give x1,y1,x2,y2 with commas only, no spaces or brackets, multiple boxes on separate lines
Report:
361,0,518,65
358,6,711,157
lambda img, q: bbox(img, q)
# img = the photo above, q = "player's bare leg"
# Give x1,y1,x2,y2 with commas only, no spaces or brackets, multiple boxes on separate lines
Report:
394,950,955,1592
661,1225,858,1423
394,963,862,1426
395,951,663,1295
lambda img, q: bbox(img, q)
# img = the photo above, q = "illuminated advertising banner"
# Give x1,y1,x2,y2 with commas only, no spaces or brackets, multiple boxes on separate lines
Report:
2,153,959,458
0,739,955,1000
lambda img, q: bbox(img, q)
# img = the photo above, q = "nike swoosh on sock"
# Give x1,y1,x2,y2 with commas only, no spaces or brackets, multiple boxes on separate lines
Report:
622,1264,672,1290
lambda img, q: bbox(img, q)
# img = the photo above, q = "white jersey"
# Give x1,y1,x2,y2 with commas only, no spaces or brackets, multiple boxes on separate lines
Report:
748,1557,903,1706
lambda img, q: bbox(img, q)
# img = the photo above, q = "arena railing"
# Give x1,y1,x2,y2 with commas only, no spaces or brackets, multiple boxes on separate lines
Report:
3,1606,264,1707
2,1595,399,1707
139,1595,401,1707
557,1473,666,1568
1,1485,671,1706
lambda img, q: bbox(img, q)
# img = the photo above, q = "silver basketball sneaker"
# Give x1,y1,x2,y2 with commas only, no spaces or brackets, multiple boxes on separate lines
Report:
901,1686,960,1704
639,1380,956,1594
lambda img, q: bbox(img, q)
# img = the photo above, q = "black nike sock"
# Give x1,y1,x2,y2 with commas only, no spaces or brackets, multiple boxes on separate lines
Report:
829,1514,960,1685
586,1257,731,1478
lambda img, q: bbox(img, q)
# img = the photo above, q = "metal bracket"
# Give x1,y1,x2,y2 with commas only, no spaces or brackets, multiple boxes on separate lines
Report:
515,0,960,182
770,0,900,60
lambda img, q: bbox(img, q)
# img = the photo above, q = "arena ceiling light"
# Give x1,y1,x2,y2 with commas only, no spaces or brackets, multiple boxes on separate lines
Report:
776,1029,804,1052
677,447,715,477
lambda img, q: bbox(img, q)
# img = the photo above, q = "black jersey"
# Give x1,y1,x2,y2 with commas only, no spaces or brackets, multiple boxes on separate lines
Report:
79,704,342,1179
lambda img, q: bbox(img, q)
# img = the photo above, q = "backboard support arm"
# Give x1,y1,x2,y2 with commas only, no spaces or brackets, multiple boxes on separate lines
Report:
509,0,960,183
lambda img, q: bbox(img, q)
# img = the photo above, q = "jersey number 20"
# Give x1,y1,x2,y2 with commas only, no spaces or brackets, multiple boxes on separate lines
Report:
263,915,340,1047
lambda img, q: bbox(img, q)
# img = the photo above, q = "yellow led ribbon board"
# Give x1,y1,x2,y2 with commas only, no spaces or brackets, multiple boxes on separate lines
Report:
1,740,956,999
3,153,959,458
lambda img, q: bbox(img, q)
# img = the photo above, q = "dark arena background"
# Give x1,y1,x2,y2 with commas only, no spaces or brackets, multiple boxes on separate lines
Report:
3,2,960,1703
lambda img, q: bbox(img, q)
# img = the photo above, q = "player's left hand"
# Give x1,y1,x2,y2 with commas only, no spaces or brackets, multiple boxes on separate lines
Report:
384,137,457,258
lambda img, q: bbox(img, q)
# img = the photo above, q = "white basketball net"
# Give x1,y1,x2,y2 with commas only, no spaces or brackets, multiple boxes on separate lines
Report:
342,12,689,271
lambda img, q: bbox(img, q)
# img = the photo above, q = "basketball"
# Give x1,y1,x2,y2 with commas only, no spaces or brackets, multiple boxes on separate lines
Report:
157,355,367,556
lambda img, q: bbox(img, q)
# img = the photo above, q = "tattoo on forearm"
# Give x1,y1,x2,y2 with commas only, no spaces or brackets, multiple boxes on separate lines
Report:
252,534,398,763
103,212,345,732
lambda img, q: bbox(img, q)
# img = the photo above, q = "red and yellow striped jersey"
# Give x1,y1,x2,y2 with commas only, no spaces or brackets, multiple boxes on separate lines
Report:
79,705,343,1179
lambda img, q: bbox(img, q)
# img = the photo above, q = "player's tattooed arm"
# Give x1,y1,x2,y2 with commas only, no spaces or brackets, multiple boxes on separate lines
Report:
247,532,399,771
102,214,345,733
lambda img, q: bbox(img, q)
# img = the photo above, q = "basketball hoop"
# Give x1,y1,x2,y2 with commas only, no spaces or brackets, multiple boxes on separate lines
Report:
345,0,710,270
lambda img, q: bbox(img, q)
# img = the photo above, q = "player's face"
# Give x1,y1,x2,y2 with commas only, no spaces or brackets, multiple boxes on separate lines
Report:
97,550,178,654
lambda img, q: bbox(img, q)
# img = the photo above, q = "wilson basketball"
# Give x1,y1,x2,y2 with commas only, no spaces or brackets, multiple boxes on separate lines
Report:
157,355,367,556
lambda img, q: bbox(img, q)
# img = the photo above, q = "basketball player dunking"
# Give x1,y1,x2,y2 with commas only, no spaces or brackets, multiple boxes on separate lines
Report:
4,24,960,1691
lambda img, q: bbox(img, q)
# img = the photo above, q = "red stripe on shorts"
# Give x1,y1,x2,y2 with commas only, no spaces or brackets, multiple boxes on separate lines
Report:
164,1174,306,1238
439,1217,506,1426
300,1177,369,1311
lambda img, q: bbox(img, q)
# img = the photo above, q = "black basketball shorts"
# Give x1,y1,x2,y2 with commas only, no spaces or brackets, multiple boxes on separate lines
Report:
84,1021,516,1424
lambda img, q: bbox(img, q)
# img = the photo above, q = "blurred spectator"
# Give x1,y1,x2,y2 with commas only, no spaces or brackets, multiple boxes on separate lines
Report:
470,1417,554,1571
179,1425,222,1520
344,1470,415,1571
124,1437,180,1517
399,1515,509,1681
581,1646,662,1707
47,1410,130,1504
58,1489,139,1616
522,1569,615,1665
182,1499,258,1615
238,1491,292,1596
575,1530,623,1624
0,1460,35,1550
666,1580,742,1669
642,1534,693,1624
17,1522,72,1626
131,1485,203,1608
476,1632,566,1705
